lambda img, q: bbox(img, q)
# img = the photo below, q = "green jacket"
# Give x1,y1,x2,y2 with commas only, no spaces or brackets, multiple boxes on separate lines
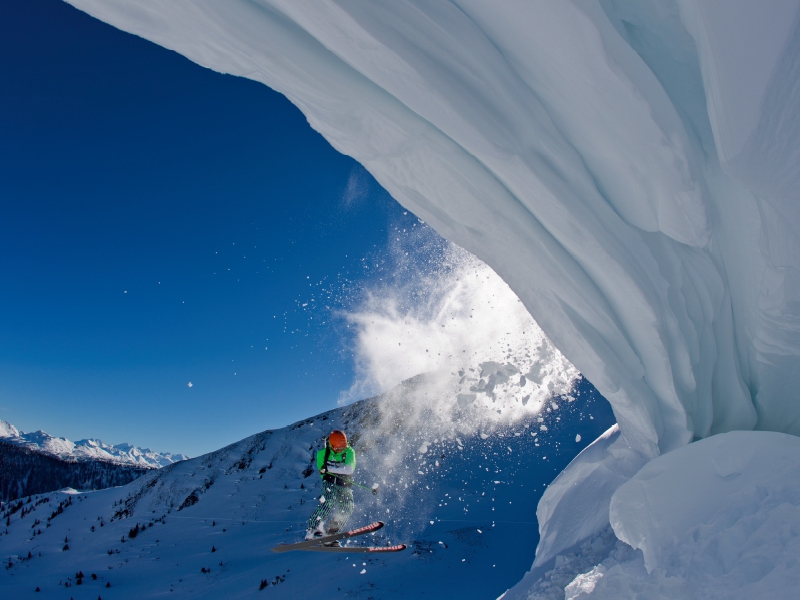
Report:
316,445,356,480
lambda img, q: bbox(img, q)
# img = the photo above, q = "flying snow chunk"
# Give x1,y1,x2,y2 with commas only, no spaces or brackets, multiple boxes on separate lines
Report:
480,433,489,440
575,434,581,442
187,382,193,388
457,393,476,408
418,443,428,454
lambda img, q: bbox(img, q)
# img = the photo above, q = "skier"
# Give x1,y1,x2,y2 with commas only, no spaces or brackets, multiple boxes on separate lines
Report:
305,429,356,545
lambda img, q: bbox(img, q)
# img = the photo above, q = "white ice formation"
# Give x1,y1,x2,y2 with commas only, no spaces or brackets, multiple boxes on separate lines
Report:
63,0,800,595
511,431,800,599
0,419,188,468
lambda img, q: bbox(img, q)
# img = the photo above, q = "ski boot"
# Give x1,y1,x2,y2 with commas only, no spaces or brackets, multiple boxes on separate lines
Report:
322,521,341,547
305,527,325,541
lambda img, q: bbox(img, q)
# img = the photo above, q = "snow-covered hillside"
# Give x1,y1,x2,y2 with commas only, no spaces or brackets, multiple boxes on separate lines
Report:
0,420,188,468
0,441,151,503
0,376,613,599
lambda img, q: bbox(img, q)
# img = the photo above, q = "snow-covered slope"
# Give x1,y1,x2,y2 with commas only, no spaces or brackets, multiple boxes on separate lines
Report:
0,441,152,503
0,376,613,599
0,420,188,468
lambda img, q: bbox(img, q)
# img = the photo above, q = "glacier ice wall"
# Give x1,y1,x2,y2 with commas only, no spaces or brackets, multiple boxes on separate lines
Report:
65,0,800,568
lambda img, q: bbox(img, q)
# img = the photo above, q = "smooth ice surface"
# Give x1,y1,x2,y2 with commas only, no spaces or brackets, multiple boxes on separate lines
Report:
532,424,647,568
527,431,800,599
507,432,800,598
610,431,800,574
57,0,800,596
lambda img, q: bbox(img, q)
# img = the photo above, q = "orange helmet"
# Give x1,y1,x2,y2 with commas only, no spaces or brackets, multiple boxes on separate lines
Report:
328,430,348,452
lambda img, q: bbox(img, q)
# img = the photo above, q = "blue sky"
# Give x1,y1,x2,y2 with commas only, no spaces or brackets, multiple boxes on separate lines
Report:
0,0,419,456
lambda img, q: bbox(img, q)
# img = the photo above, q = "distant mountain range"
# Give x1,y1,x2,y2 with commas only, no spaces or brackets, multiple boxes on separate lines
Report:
0,420,189,468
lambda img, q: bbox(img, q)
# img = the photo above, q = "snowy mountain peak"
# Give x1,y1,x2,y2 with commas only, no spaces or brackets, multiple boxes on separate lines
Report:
0,419,188,468
0,419,20,438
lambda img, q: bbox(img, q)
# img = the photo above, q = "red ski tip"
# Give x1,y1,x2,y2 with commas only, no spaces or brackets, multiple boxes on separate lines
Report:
368,544,407,553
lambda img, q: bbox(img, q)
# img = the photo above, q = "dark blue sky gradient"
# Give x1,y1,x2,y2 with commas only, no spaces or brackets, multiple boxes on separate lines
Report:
0,0,412,455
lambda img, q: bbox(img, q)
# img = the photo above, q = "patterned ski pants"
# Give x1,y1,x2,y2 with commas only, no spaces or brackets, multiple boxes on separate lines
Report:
306,482,354,534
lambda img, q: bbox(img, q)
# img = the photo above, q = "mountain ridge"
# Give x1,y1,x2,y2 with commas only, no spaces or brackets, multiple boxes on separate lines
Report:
0,419,189,469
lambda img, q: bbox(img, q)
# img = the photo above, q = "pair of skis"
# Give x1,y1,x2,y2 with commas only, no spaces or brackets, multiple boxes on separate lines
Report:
271,521,405,554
